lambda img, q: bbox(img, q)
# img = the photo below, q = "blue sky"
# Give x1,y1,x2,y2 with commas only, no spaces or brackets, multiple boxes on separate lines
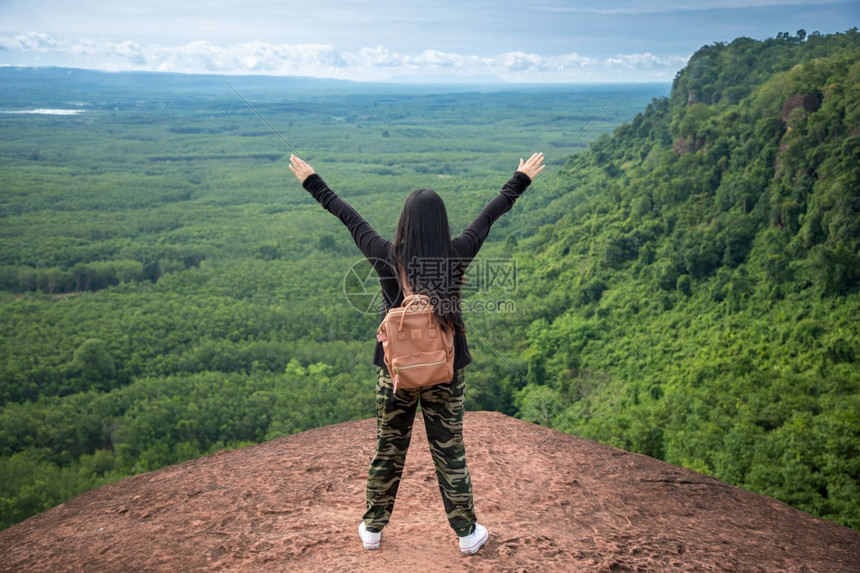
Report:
0,1,857,82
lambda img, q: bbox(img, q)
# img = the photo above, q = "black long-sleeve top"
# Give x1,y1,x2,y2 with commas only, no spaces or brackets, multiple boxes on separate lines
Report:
302,170,533,372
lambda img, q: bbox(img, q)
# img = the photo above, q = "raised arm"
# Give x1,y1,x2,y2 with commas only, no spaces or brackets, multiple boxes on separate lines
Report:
289,155,390,262
451,152,545,259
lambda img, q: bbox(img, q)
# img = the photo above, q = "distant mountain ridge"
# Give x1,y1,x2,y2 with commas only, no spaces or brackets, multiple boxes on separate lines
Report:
0,66,373,109
0,66,656,110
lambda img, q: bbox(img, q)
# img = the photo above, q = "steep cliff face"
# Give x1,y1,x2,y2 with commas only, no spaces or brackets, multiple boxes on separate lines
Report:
781,93,821,123
503,29,859,531
1,412,858,571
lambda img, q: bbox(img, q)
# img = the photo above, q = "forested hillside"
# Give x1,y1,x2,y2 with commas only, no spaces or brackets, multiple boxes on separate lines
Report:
495,29,860,529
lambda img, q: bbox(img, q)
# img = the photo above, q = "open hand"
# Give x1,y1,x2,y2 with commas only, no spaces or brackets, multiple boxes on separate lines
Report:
516,152,546,180
289,154,316,183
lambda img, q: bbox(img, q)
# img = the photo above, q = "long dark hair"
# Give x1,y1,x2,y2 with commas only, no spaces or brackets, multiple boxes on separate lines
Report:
390,188,464,334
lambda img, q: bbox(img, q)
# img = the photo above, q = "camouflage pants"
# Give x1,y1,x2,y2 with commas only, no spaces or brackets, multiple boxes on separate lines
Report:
362,366,476,537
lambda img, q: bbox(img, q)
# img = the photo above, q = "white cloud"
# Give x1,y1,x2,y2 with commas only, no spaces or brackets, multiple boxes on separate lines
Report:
501,51,545,72
0,32,688,82
0,31,59,52
606,53,689,69
355,46,404,68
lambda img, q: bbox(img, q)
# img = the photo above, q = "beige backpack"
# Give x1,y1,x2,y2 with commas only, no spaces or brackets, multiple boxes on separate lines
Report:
376,276,455,393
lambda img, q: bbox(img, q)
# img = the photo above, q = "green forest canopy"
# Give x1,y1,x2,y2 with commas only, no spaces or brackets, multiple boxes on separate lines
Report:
0,68,662,530
1,28,858,532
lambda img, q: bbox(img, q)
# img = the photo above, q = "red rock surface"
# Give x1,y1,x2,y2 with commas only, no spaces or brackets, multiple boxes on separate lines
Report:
1,412,858,572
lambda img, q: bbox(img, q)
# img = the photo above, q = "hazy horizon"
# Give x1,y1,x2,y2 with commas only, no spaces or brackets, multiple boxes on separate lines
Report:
1,1,856,83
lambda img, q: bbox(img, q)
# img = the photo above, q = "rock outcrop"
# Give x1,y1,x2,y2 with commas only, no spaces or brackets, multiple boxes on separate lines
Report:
1,412,858,571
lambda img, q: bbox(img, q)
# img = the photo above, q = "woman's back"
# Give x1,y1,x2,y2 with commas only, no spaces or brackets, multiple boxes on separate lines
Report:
289,151,545,555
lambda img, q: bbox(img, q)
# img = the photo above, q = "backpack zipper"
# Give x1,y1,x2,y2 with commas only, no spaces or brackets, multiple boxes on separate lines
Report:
393,358,448,393
395,358,447,372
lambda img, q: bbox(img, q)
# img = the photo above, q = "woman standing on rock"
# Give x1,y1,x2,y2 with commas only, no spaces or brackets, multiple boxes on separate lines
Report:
289,152,545,555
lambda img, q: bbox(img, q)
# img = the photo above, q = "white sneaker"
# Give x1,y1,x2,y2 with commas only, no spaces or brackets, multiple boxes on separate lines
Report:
358,522,381,550
458,523,488,555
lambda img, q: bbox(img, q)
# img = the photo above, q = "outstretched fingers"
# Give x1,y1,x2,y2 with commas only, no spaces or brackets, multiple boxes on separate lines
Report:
289,154,315,183
526,151,545,169
517,152,546,180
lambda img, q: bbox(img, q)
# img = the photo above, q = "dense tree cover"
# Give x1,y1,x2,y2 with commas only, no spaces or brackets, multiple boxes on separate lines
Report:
2,29,858,532
495,29,860,529
0,72,662,530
